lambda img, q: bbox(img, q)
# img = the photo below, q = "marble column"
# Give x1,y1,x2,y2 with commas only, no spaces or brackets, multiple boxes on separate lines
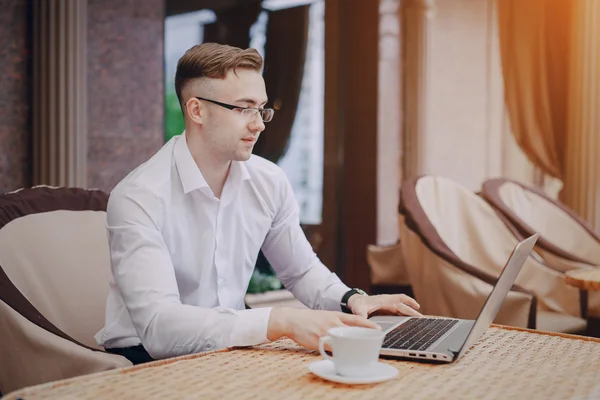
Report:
378,0,401,245
32,0,87,187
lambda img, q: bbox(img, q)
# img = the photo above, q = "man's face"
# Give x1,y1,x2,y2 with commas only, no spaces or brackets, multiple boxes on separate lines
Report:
198,68,268,162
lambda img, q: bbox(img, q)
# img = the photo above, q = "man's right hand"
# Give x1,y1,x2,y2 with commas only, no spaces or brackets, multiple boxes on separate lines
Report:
267,307,381,350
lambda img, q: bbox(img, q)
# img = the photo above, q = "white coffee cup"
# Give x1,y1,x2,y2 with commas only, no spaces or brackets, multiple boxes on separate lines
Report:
318,326,385,377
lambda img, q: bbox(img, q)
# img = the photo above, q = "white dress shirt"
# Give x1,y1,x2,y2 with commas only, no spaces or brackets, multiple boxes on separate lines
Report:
95,134,350,359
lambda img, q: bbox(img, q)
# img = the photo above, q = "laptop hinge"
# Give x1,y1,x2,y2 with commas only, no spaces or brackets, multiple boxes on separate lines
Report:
447,348,460,358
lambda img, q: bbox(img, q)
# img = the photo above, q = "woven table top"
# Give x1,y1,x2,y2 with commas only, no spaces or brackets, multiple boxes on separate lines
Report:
565,268,600,291
4,325,600,400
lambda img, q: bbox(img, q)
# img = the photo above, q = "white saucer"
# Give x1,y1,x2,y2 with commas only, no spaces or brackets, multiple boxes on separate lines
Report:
307,360,399,385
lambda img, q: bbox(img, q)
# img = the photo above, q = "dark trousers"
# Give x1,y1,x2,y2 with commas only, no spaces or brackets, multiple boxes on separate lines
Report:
106,345,154,365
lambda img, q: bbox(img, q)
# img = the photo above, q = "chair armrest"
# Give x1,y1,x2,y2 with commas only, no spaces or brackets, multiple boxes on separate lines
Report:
0,299,131,394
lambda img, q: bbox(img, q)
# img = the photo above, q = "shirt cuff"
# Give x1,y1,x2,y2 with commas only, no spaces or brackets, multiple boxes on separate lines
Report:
326,282,352,312
229,307,273,346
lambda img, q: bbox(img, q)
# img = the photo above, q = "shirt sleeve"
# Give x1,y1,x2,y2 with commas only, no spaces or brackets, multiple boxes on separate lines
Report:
107,184,272,360
260,171,351,311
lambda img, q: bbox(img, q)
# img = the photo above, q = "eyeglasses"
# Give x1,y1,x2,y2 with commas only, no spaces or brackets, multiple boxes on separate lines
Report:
190,97,274,122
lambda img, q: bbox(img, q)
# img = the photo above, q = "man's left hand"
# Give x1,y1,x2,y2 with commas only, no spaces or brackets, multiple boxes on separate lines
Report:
348,293,423,318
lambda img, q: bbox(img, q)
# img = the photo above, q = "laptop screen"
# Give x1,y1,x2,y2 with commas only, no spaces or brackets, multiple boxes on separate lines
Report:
455,234,539,360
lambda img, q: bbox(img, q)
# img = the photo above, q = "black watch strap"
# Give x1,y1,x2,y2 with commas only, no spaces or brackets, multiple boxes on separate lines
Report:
340,288,366,313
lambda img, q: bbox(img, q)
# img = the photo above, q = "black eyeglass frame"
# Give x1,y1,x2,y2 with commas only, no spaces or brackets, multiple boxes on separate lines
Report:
189,96,274,122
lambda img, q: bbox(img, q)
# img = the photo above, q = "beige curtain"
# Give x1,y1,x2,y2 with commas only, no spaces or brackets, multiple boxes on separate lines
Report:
560,0,600,230
496,0,572,180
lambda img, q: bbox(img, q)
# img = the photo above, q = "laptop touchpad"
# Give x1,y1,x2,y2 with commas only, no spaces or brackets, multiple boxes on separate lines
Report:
374,322,397,332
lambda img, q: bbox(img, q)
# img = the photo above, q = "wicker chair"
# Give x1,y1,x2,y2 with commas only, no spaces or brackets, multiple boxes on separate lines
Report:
481,177,600,317
0,186,131,394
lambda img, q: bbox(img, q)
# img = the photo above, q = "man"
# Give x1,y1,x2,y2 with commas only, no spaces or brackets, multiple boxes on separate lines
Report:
95,43,421,364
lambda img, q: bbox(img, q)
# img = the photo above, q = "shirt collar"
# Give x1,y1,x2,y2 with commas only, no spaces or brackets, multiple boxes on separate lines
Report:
174,133,252,195
174,133,209,194
231,157,251,183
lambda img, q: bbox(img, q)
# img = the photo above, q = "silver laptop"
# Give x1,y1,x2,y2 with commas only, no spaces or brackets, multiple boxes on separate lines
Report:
370,233,539,363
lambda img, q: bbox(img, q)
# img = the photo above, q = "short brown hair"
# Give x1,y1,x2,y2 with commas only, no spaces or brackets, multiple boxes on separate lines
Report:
174,43,263,105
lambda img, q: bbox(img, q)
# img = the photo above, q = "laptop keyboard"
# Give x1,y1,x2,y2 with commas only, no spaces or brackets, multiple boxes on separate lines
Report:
383,318,459,351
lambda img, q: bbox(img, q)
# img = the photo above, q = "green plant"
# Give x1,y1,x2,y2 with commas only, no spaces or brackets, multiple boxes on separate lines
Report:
247,250,283,293
165,90,185,141
247,269,283,294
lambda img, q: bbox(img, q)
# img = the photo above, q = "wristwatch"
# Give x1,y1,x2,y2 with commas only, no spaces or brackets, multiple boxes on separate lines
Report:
340,288,367,313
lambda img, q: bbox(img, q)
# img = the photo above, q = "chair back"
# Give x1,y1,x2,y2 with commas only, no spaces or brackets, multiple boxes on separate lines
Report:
402,176,523,279
481,178,600,266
